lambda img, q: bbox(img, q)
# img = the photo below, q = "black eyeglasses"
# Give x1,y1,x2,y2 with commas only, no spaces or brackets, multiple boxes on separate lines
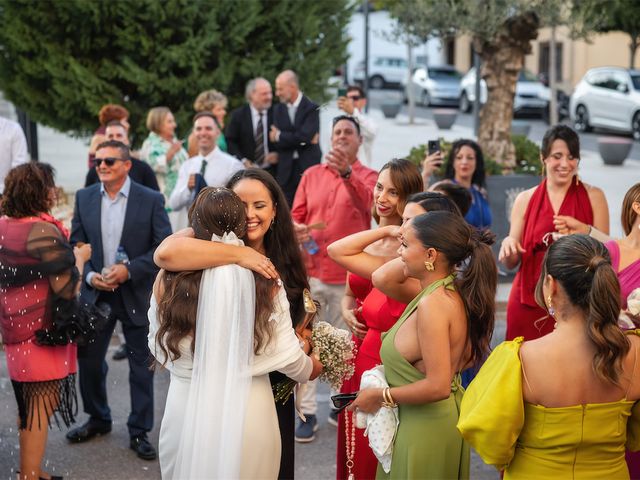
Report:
95,157,125,167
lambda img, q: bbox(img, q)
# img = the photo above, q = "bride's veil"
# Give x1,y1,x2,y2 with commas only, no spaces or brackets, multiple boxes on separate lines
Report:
173,232,256,479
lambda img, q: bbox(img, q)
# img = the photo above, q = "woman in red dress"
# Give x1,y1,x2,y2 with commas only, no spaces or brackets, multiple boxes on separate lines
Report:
1,163,92,480
499,125,609,340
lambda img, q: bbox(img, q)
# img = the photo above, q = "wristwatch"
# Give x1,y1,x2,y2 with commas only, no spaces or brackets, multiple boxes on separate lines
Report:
341,167,352,179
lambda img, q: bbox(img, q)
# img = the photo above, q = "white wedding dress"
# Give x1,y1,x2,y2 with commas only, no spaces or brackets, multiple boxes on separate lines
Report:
149,243,312,479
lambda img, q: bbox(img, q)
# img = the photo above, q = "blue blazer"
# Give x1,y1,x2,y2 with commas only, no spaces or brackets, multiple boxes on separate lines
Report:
70,180,172,326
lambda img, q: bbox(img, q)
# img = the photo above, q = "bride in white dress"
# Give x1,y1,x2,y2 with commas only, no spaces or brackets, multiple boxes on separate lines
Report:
148,187,321,479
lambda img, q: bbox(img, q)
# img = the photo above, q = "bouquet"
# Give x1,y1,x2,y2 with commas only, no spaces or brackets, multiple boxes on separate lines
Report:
311,321,356,390
618,288,640,330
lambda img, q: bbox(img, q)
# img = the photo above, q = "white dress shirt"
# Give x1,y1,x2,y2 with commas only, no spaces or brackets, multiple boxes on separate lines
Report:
0,117,29,194
352,107,377,166
169,147,244,211
285,92,303,159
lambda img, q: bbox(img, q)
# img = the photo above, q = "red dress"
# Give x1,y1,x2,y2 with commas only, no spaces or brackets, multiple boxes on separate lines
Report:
0,216,78,428
336,276,406,480
506,178,593,340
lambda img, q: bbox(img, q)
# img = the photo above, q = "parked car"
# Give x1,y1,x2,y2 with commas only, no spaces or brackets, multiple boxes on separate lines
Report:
353,56,408,89
404,65,462,107
570,66,640,139
459,68,550,118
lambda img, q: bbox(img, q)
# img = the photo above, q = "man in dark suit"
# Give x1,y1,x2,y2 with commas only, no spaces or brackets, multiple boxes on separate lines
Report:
225,77,277,169
67,140,171,460
269,70,322,205
85,121,159,191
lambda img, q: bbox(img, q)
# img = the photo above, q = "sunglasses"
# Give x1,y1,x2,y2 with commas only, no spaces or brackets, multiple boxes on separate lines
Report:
331,392,358,413
347,95,362,101
95,157,126,167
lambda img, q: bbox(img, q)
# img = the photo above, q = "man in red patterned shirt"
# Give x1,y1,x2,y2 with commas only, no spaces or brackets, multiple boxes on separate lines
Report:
291,115,377,441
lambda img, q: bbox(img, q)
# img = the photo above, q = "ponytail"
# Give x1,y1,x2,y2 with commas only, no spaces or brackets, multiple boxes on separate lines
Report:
456,229,497,365
587,260,629,385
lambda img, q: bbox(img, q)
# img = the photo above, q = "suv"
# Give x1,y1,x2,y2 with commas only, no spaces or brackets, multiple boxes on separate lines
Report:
570,66,640,139
405,65,462,107
353,56,408,89
459,68,550,118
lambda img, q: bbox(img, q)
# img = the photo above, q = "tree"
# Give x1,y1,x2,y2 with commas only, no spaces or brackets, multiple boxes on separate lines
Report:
596,0,640,68
0,0,352,144
385,0,599,169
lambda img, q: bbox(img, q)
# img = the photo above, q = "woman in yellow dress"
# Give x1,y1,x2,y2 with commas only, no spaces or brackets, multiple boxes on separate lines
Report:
458,234,640,479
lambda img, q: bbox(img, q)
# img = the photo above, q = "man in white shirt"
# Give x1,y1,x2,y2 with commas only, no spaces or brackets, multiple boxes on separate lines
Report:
337,85,377,166
0,116,29,195
169,112,244,213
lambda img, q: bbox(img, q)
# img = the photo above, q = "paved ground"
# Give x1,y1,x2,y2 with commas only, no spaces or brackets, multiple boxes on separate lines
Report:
0,91,632,478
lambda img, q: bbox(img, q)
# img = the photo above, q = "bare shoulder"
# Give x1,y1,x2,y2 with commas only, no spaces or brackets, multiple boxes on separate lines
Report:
516,186,536,205
416,288,458,322
582,182,607,201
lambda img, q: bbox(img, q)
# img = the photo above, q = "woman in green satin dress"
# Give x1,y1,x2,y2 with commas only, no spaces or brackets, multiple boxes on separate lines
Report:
349,211,497,479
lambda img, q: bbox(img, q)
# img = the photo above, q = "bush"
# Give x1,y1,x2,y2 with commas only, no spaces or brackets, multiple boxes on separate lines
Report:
406,134,540,177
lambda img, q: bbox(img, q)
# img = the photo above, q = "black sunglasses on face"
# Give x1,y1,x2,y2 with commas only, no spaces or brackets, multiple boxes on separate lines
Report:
95,157,125,167
347,95,362,101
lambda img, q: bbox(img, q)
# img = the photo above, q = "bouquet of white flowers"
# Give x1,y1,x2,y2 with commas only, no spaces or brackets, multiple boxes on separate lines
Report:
618,288,640,330
311,321,356,390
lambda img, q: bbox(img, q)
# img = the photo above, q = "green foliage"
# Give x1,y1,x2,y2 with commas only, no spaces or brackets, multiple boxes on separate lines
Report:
0,0,352,145
592,0,640,67
406,134,540,176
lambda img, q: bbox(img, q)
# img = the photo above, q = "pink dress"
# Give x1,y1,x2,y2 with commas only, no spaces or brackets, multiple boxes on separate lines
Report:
606,239,640,479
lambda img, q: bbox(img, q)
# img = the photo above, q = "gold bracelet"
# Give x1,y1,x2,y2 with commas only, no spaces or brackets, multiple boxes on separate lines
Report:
381,387,398,408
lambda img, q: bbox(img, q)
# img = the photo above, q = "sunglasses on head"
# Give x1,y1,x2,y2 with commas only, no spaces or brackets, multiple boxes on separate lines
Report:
95,157,125,167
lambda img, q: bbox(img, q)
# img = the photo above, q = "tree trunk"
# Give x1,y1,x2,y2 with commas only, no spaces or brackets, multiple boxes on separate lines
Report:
630,35,639,69
474,12,539,171
549,24,558,126
407,41,415,125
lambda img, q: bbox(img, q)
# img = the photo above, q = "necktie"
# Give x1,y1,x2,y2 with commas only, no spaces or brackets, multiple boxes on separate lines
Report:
254,111,265,166
199,158,208,176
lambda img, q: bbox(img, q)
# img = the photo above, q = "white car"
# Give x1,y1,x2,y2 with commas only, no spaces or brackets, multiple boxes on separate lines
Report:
459,68,550,117
570,66,640,139
353,56,408,89
405,65,462,107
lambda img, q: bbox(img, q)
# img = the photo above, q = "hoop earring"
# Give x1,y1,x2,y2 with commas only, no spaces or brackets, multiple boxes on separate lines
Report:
547,295,555,317
424,261,435,272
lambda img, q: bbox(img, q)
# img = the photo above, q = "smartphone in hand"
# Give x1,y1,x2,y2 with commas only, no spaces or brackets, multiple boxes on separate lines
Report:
427,140,441,156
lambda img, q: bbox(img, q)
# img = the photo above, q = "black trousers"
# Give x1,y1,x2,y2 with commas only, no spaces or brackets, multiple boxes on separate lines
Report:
77,291,154,437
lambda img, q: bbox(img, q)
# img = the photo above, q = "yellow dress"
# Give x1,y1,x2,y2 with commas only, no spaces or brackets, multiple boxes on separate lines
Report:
457,334,640,480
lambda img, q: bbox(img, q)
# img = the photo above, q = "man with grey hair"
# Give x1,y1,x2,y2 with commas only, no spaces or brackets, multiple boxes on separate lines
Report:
226,77,276,168
269,69,321,205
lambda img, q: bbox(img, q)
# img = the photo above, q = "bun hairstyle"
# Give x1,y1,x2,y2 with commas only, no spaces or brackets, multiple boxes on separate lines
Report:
411,211,497,365
535,234,628,385
373,159,424,223
157,188,247,363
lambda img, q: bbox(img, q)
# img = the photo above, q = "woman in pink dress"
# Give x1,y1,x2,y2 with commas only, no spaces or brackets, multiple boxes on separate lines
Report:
605,183,640,478
1,163,92,480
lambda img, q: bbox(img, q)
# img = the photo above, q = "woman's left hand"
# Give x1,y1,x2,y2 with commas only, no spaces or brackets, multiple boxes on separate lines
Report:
553,215,589,235
346,388,384,414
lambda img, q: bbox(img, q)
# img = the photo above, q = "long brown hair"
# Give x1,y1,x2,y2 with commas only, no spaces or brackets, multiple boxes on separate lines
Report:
411,211,497,365
535,235,629,385
156,187,248,363
226,169,310,329
372,159,423,223
621,183,640,236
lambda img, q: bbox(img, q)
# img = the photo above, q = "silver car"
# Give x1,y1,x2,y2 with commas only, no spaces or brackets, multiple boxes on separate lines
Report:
404,65,462,107
570,66,640,139
459,68,550,117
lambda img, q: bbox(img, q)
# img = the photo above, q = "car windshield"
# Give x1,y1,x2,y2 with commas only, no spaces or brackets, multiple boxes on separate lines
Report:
631,74,640,90
518,70,539,82
428,68,461,80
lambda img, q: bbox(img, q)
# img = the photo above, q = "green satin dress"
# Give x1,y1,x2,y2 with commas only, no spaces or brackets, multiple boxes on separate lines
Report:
377,274,470,480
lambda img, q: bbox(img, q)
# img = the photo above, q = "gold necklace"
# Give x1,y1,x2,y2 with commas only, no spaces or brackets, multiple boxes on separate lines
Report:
345,410,356,480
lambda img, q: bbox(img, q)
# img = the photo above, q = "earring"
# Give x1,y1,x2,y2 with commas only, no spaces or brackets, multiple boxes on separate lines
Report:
270,218,276,230
547,295,555,317
424,261,435,272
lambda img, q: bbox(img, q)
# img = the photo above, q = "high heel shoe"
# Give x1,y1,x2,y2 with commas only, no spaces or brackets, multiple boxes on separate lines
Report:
15,470,63,480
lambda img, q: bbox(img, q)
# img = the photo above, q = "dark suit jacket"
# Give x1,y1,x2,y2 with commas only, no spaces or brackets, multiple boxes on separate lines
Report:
225,104,274,163
271,95,322,185
85,157,160,191
70,180,171,326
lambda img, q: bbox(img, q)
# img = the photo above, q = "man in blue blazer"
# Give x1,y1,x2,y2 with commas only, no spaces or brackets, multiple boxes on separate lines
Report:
269,70,322,205
67,140,171,460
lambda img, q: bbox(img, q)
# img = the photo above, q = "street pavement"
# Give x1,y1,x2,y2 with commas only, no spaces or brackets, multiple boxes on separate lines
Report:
1,91,636,478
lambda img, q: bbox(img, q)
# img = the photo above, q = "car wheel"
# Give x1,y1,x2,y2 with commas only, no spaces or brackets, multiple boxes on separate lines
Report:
421,90,430,107
574,105,592,133
369,75,384,90
633,112,640,141
459,92,470,113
